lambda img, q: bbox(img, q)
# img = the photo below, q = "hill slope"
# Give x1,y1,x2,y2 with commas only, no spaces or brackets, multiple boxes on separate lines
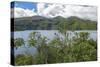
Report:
11,16,97,31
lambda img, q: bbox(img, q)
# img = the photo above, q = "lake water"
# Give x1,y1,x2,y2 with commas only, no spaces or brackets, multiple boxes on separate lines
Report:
12,30,97,56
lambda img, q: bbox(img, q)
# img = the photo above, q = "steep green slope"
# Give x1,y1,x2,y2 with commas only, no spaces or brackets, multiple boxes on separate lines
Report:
11,16,97,31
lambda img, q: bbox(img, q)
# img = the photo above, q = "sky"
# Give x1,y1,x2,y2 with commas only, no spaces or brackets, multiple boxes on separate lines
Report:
11,1,97,21
11,1,37,11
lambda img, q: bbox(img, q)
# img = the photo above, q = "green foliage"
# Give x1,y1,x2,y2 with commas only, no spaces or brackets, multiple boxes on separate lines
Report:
70,32,97,61
15,54,34,65
58,21,68,35
28,32,37,47
28,32,49,64
14,31,97,65
13,17,97,65
71,41,97,61
79,32,89,41
28,32,48,49
14,38,24,49
88,39,97,49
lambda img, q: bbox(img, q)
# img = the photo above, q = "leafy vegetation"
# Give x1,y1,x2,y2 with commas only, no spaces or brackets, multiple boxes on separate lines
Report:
15,54,34,66
14,31,97,65
14,38,24,49
12,16,97,65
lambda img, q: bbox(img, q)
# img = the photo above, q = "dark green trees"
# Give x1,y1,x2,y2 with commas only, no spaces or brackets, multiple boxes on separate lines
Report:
28,32,49,64
14,38,24,49
13,16,97,31
14,31,97,65
71,32,97,61
14,38,35,65
15,54,34,65
14,20,97,65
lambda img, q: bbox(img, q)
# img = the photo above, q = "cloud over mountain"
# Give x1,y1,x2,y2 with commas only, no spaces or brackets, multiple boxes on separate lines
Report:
11,3,97,21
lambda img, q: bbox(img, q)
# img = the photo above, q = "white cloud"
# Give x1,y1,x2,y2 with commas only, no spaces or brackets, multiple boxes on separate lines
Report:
11,7,37,18
37,3,46,15
11,3,97,21
37,3,97,21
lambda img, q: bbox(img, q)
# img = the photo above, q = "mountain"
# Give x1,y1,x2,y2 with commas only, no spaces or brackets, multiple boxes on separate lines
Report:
14,16,46,21
11,16,97,31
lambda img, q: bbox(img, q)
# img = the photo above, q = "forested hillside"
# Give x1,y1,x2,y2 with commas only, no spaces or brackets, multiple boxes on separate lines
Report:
12,16,97,31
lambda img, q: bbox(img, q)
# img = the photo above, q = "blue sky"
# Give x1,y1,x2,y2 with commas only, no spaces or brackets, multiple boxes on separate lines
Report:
11,1,97,21
11,1,37,12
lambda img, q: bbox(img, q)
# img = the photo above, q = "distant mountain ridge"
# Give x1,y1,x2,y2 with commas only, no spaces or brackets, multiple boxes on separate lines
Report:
11,16,97,31
12,15,97,22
